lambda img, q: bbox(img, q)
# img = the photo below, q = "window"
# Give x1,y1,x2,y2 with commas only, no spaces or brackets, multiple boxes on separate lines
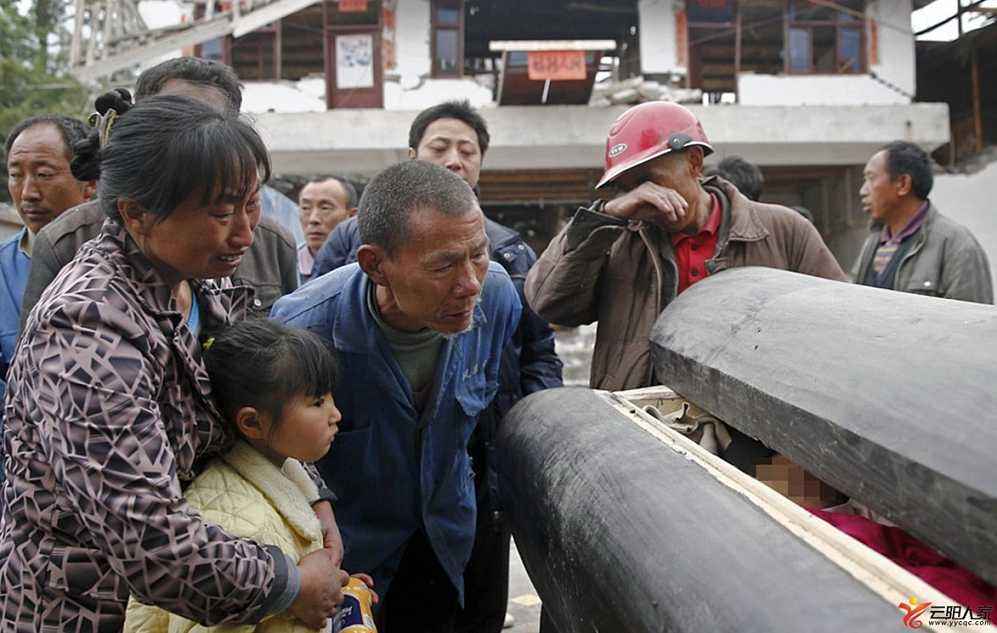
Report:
432,0,463,77
786,0,865,74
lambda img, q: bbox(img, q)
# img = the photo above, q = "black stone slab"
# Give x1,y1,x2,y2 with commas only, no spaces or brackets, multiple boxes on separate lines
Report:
497,387,910,633
650,266,997,586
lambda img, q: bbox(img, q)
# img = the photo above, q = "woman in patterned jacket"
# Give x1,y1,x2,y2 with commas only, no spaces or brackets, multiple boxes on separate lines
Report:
0,95,347,632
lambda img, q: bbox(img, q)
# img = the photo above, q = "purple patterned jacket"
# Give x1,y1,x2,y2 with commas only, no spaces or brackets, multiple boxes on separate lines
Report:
0,220,293,632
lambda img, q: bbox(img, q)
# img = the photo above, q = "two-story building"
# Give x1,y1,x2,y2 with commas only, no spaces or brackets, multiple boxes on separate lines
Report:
72,0,950,265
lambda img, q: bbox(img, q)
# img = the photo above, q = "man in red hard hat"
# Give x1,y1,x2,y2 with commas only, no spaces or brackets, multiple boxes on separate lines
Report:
525,102,847,392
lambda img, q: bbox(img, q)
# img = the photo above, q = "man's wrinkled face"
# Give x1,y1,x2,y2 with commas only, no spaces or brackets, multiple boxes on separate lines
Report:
614,150,702,232
299,179,354,253
860,150,902,223
6,124,90,234
380,206,490,334
412,118,483,189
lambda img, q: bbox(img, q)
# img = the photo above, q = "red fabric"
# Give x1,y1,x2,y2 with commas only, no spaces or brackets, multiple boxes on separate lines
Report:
810,509,997,624
671,193,722,295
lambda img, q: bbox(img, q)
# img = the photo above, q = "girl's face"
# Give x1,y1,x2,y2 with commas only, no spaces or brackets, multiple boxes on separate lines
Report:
121,177,262,283
262,392,341,464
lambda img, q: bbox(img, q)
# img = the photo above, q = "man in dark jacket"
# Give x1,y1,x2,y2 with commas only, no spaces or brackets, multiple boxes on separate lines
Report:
20,57,300,324
312,100,563,633
853,141,992,303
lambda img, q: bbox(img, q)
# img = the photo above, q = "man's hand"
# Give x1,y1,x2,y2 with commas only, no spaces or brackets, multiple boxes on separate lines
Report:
313,500,344,566
603,182,688,227
289,549,349,629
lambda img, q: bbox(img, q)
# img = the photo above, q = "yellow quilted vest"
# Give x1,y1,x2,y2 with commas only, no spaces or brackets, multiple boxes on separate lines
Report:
124,441,326,633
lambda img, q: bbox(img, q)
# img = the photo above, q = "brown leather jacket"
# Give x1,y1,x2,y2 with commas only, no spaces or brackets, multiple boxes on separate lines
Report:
20,200,298,329
525,177,847,391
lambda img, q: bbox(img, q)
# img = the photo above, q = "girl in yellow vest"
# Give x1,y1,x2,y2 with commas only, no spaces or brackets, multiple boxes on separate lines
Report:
124,319,375,633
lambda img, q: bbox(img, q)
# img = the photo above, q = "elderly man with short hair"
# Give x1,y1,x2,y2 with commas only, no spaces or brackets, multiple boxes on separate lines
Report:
1,115,93,483
854,141,992,303
309,99,562,632
297,176,357,283
271,161,521,633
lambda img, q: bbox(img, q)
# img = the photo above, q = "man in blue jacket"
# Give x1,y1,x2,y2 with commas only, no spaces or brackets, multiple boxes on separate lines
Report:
1,115,92,485
271,161,521,632
310,100,563,632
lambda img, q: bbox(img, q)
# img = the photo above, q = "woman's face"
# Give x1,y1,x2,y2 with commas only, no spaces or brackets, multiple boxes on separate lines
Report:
123,177,262,281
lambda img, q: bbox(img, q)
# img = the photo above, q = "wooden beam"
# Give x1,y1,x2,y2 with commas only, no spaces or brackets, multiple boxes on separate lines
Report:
972,48,983,153
498,388,957,633
650,267,997,586
806,0,866,21
274,18,282,79
488,39,616,52
734,8,742,84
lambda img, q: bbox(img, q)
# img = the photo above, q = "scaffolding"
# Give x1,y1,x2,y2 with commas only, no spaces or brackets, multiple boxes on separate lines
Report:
67,0,319,82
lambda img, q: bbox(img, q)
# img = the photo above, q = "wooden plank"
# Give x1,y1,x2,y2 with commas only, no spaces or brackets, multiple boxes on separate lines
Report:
972,49,983,153
496,388,951,633
650,267,997,585
489,39,617,52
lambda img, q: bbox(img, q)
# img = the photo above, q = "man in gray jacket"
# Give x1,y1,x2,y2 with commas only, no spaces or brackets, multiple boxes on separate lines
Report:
853,141,992,303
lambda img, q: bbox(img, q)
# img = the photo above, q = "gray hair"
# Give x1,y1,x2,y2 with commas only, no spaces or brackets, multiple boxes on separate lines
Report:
358,161,477,255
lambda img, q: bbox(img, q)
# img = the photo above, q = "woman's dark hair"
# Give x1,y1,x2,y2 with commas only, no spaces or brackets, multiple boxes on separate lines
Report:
881,140,934,200
72,94,271,221
202,319,339,430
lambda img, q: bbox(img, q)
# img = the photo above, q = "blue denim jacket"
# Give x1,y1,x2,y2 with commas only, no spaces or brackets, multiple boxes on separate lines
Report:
270,262,521,602
0,228,30,485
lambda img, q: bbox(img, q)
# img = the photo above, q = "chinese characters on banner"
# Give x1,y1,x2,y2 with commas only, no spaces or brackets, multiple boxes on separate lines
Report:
527,51,586,81
382,4,397,70
340,0,367,12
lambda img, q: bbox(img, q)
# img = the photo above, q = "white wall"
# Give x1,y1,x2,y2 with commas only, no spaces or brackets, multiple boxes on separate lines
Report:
739,0,915,105
639,0,916,106
738,74,908,106
929,162,997,287
392,0,431,87
257,103,949,174
384,0,493,110
639,0,684,75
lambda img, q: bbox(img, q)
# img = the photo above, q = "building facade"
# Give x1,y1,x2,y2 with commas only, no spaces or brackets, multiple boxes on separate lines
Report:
70,0,950,266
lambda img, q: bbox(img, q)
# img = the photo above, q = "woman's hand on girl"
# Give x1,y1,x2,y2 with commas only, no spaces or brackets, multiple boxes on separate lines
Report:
290,548,349,628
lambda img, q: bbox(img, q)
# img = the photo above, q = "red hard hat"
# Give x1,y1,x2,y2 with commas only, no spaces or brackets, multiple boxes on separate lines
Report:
596,102,714,189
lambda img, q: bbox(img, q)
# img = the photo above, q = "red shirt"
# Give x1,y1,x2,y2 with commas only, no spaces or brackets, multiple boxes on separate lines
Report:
670,192,722,294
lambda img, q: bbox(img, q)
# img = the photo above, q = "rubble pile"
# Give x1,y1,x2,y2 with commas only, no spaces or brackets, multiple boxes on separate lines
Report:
590,76,702,107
